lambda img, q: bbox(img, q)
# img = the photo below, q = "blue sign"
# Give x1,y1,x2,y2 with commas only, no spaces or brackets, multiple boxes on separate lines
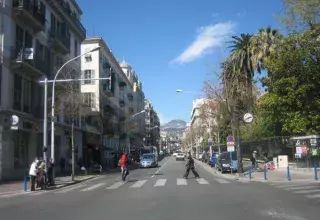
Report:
227,136,234,142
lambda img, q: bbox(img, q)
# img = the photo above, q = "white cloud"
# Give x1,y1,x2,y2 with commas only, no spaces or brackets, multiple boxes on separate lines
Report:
171,21,235,64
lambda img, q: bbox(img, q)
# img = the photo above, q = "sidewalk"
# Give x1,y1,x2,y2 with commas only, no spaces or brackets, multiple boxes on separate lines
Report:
0,174,99,196
0,163,139,196
245,168,319,182
194,158,319,183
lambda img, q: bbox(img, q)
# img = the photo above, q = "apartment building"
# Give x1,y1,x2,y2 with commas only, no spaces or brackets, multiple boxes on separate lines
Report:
80,37,146,162
0,0,85,181
144,99,160,148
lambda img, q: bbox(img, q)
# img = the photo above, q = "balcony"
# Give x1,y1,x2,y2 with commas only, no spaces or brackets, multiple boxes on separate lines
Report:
46,0,86,39
119,99,125,108
12,0,45,33
102,80,114,97
103,62,110,70
11,47,49,78
127,93,133,101
128,107,134,115
103,104,114,116
104,123,116,136
48,29,70,55
119,81,127,90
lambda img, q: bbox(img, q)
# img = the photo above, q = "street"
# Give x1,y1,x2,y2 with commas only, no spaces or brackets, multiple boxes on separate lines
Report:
0,156,319,220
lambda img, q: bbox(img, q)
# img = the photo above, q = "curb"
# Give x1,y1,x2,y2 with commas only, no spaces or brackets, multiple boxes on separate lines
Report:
0,175,101,197
194,159,251,182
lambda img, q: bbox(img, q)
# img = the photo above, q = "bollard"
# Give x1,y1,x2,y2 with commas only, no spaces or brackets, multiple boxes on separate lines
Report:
287,166,291,181
23,175,28,191
248,165,252,179
314,164,318,181
264,165,268,180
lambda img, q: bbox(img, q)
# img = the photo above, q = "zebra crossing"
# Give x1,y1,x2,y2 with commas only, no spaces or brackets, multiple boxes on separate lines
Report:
0,176,248,199
53,177,234,193
269,182,320,201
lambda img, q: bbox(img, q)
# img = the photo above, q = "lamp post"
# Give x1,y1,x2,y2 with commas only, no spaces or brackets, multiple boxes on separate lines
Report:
127,110,146,154
41,46,101,181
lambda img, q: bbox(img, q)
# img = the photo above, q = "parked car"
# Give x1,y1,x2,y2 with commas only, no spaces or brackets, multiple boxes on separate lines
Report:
209,153,219,167
216,151,238,173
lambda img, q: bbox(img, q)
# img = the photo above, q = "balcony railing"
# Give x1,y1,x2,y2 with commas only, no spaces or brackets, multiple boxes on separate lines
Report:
48,0,86,38
48,28,70,55
127,93,133,101
12,0,45,32
119,99,125,108
11,46,50,77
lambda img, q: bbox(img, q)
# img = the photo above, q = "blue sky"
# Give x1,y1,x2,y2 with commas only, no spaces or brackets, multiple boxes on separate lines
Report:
77,0,283,124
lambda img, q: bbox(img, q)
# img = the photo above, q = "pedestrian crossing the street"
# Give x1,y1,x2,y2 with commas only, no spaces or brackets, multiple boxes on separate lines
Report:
269,182,320,201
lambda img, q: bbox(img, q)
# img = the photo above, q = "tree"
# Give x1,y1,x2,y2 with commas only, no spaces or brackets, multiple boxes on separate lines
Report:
261,29,320,135
54,66,86,180
279,0,320,30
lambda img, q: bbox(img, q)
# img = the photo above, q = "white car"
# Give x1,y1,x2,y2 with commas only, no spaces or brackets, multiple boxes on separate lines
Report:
173,152,178,157
176,153,185,161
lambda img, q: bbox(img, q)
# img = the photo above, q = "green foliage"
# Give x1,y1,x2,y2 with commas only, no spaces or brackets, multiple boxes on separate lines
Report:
261,30,320,135
279,0,320,30
240,104,276,141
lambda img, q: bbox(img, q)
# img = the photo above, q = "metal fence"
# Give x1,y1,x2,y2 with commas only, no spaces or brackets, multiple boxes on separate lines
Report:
211,136,320,168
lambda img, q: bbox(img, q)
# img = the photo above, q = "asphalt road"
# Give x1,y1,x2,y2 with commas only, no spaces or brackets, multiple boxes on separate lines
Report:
0,156,319,220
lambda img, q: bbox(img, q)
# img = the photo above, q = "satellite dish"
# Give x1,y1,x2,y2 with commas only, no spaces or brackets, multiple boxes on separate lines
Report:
243,113,253,123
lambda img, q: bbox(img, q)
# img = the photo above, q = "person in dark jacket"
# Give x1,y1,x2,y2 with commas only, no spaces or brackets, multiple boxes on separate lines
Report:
183,152,200,179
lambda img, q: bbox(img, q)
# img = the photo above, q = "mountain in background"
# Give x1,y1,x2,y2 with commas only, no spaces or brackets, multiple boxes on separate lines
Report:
161,119,187,133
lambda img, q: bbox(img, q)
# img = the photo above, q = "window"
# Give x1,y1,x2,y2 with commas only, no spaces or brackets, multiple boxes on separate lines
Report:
82,69,95,85
83,93,95,107
13,74,31,113
14,131,29,168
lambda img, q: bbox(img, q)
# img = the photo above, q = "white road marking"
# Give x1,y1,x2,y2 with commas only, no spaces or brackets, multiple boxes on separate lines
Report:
177,178,187,185
0,192,30,198
81,183,106,191
214,178,230,184
306,193,320,198
28,191,49,196
55,184,85,193
154,179,167,187
151,158,170,178
284,186,319,191
294,189,320,194
196,178,209,185
107,181,125,189
130,180,147,188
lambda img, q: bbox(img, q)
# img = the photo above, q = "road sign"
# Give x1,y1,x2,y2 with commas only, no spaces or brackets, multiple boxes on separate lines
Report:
227,136,234,142
208,138,213,146
226,136,235,152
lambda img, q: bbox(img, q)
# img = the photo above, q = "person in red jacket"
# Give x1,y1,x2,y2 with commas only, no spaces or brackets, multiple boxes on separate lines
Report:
119,153,129,181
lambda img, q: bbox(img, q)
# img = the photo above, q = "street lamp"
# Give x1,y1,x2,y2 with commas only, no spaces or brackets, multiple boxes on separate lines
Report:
43,46,100,180
126,110,146,155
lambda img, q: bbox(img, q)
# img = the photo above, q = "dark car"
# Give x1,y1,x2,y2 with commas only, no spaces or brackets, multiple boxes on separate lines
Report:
216,151,238,173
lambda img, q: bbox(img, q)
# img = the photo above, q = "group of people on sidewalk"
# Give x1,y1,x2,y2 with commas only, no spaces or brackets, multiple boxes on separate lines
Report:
29,158,54,191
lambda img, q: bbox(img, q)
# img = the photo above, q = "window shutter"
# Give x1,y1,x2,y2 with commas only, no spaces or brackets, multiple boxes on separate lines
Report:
91,69,95,84
80,70,85,85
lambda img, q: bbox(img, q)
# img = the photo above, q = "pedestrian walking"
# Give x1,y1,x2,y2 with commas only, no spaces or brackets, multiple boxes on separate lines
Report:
183,152,200,179
119,152,129,181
